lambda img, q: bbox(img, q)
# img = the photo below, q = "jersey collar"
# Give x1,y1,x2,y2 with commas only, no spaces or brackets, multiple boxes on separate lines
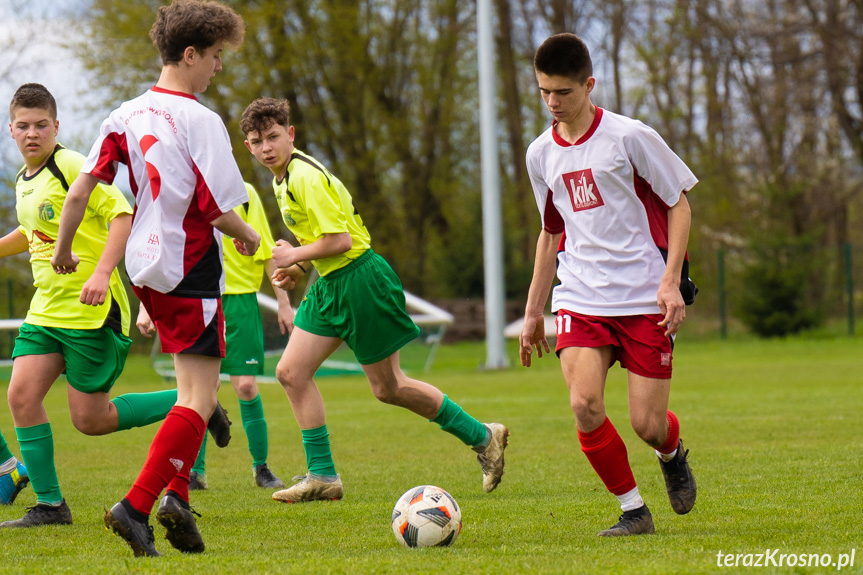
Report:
151,85,198,101
552,107,603,147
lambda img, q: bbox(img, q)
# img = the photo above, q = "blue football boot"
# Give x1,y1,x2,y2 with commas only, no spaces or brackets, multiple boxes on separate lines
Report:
0,462,29,505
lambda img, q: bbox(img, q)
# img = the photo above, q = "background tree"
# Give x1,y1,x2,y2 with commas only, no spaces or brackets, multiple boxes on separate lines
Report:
71,0,863,336
81,0,487,297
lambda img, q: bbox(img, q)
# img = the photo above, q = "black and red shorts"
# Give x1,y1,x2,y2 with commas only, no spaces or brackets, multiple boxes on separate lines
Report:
133,285,225,357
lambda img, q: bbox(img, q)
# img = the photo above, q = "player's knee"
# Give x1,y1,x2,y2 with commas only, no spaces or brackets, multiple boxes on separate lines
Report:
370,384,398,405
6,388,41,419
631,416,664,446
275,361,294,387
570,394,604,421
275,361,311,391
367,372,402,405
6,389,25,414
235,379,258,398
70,414,112,436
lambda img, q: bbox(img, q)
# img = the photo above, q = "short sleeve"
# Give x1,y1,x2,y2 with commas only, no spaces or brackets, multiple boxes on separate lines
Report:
88,182,134,222
188,113,248,217
527,138,563,233
622,122,698,207
84,113,127,185
297,170,348,238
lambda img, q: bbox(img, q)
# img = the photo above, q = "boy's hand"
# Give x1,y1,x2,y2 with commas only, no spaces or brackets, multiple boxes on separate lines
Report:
657,279,686,337
136,304,156,338
276,299,295,334
79,270,110,306
271,264,303,291
233,230,261,257
519,313,550,368
51,251,80,274
270,239,296,268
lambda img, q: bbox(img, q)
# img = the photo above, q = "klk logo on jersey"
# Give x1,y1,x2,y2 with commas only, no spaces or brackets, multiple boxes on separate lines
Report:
562,169,604,212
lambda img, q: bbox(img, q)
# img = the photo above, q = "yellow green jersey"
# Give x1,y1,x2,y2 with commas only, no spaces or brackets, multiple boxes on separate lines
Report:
15,144,133,335
222,182,277,294
273,150,371,276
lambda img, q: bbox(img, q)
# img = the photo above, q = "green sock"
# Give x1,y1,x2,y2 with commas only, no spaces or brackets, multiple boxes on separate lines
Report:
240,395,268,467
0,428,14,463
112,389,178,431
301,425,337,476
16,423,62,505
191,432,207,475
431,395,488,447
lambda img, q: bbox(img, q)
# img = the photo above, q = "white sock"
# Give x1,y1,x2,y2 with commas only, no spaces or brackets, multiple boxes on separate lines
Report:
655,448,678,462
616,486,644,512
0,456,18,475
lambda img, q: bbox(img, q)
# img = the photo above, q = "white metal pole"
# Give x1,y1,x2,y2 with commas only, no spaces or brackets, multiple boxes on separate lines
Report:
477,0,509,369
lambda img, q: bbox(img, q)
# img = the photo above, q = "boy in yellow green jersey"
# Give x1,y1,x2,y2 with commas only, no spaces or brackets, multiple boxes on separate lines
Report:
137,182,290,490
241,98,510,503
0,83,221,528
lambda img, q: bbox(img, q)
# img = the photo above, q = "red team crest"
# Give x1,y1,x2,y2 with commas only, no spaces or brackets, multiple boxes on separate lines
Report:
562,168,604,212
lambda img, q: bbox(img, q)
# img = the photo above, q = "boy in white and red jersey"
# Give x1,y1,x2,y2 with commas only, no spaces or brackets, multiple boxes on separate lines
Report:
519,33,698,537
51,0,259,557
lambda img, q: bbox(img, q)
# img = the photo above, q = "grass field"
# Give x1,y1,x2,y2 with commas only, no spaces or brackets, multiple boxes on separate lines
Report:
0,335,861,574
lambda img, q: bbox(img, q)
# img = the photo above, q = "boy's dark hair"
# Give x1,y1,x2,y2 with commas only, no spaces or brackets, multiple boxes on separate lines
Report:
9,83,57,121
534,33,593,83
149,0,245,65
240,97,291,136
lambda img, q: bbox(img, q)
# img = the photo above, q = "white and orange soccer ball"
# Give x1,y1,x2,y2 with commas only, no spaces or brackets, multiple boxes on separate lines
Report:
391,485,462,548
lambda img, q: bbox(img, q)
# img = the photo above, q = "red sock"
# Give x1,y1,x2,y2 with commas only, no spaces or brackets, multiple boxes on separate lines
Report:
578,417,637,496
165,432,205,503
657,410,680,455
125,406,205,515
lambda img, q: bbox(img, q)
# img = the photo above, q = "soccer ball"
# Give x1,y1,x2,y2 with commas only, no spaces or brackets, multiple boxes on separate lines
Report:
391,485,462,548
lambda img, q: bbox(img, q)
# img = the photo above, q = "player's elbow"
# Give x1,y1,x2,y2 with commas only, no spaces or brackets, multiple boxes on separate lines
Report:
335,232,352,253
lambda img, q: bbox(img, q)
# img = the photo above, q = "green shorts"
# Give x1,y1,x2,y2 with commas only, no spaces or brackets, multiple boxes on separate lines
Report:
294,249,420,365
12,322,131,394
222,292,265,376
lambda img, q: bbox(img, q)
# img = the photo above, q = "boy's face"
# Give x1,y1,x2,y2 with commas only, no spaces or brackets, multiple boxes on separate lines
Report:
9,107,58,169
244,123,295,175
536,72,594,125
188,42,224,94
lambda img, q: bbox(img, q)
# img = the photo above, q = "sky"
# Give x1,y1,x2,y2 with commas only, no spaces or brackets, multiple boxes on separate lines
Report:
1,0,104,170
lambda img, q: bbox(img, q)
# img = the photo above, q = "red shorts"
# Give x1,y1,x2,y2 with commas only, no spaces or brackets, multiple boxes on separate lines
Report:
554,310,673,379
133,285,225,357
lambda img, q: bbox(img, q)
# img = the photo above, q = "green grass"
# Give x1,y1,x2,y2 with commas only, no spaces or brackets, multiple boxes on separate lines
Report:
0,336,861,574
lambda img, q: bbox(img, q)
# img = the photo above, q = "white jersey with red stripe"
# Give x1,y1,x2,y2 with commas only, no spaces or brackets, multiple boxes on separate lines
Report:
82,86,248,297
527,107,698,317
